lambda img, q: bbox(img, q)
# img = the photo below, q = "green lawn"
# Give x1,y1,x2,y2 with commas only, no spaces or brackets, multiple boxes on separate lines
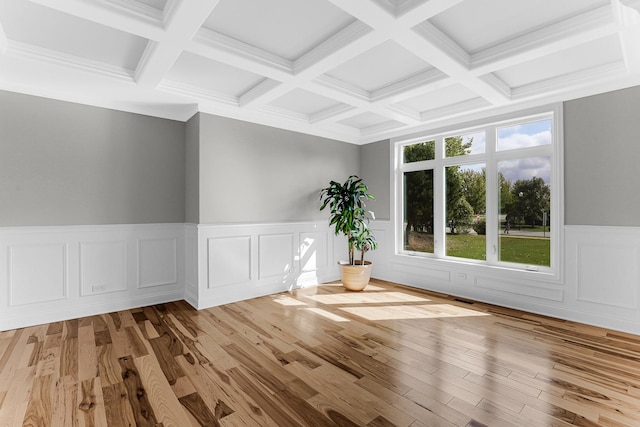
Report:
446,234,486,260
408,231,550,266
497,236,550,266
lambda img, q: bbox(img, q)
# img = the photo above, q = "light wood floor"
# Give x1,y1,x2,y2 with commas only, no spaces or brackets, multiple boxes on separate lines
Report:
2,279,640,426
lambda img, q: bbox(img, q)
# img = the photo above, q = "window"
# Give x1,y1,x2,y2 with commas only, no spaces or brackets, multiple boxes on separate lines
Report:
395,107,560,274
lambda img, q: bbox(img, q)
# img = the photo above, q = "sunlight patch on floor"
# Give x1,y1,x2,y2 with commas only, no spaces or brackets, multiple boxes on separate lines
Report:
273,295,308,306
305,291,431,305
304,307,351,322
339,303,490,321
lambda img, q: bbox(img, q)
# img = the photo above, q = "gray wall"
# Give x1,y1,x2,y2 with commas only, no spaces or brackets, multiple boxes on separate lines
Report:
359,139,391,220
198,114,359,223
11,82,638,229
185,114,200,224
0,91,185,226
564,86,640,226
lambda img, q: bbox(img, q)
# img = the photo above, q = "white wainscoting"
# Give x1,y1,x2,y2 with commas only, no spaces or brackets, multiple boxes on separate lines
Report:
189,222,341,310
4,221,640,335
0,224,185,331
564,225,640,332
372,220,640,335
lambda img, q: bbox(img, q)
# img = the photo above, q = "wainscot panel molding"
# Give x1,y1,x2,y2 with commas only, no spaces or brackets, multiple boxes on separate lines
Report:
564,225,640,331
0,224,185,331
188,221,341,310
371,220,640,335
4,221,639,335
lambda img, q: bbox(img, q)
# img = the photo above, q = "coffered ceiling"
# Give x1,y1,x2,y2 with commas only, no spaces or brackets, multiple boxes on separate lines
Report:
2,0,640,144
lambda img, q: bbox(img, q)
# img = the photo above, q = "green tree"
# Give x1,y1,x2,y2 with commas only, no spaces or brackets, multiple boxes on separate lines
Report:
509,177,550,227
498,172,512,214
445,136,472,158
404,137,474,237
403,142,435,241
461,168,485,215
448,197,474,234
445,136,472,233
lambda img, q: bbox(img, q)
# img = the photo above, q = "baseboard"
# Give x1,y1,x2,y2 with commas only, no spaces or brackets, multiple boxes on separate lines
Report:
0,290,184,331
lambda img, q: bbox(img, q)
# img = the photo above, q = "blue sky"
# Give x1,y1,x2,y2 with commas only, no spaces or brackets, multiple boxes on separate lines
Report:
498,119,552,183
447,119,552,183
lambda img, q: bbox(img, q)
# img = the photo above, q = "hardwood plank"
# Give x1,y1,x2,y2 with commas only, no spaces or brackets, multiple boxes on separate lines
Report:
117,355,160,426
78,324,98,382
22,368,52,427
171,375,196,399
96,344,121,387
148,337,184,385
60,337,79,381
355,376,456,426
0,329,27,392
134,354,193,427
102,381,137,427
125,326,150,358
175,354,276,426
178,392,221,426
78,377,108,427
226,366,311,426
0,367,35,425
50,375,78,427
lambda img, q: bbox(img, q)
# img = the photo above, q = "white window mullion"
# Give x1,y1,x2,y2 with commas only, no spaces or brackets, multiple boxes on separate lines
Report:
394,142,404,256
485,126,498,264
433,137,446,258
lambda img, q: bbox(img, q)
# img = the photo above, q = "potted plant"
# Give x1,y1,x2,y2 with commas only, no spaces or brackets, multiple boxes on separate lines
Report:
320,175,378,291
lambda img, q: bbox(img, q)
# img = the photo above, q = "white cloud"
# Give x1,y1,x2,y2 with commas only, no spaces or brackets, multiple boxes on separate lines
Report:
497,130,551,151
499,156,550,184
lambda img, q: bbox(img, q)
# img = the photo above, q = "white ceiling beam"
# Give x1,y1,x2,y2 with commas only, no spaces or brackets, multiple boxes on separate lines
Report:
420,97,490,122
159,80,238,107
471,5,619,75
196,101,362,143
619,24,640,73
0,20,7,53
294,21,377,76
188,29,293,81
28,0,164,41
306,77,421,125
615,1,640,72
621,0,640,12
220,0,486,125
511,61,627,100
330,0,511,105
203,0,467,120
370,67,453,104
406,23,511,104
310,104,359,124
326,0,395,29
238,79,284,108
238,21,381,109
7,41,132,82
310,75,371,103
134,1,221,88
361,120,407,137
396,0,466,27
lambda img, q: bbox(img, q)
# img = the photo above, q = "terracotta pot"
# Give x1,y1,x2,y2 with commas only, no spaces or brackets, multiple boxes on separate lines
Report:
338,261,372,291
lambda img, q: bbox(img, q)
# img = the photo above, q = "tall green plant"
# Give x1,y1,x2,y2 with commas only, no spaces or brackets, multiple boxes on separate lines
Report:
319,175,377,265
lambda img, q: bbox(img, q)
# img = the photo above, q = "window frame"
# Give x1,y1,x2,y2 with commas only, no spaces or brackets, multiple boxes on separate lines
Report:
392,105,563,280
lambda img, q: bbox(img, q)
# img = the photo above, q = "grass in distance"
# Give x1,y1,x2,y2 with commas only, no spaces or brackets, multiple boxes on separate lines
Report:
408,231,550,266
